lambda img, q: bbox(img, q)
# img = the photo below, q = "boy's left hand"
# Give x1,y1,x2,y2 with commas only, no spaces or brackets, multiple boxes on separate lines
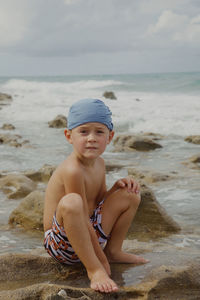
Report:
115,176,140,194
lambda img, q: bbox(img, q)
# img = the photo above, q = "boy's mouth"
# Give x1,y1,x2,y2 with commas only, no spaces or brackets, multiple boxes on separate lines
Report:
86,146,97,150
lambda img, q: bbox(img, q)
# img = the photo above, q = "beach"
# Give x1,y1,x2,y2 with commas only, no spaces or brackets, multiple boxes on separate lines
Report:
0,72,200,298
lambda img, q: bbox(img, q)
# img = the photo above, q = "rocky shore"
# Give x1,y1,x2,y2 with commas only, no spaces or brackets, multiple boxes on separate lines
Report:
0,92,200,299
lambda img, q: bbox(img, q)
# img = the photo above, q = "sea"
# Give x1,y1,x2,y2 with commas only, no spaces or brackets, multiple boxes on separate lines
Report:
0,72,200,286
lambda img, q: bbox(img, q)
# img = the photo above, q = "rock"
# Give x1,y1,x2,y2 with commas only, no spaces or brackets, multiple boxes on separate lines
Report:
140,132,164,141
147,264,200,300
8,175,180,237
113,134,162,152
105,162,125,172
48,115,67,128
9,190,44,230
0,93,12,111
185,135,200,145
1,123,15,130
0,92,12,101
190,154,200,163
182,153,200,170
0,253,67,282
103,91,117,100
24,164,56,182
128,168,176,184
0,253,199,300
128,184,181,240
0,133,29,147
0,174,36,199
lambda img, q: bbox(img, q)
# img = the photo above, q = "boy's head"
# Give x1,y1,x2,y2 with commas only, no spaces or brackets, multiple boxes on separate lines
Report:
67,98,113,131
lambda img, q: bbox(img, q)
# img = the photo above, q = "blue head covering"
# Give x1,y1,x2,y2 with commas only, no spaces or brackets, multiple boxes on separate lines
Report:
67,98,113,130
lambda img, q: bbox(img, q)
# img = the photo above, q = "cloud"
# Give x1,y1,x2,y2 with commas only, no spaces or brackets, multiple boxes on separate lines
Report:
146,10,200,47
1,0,141,57
0,0,200,75
0,0,30,47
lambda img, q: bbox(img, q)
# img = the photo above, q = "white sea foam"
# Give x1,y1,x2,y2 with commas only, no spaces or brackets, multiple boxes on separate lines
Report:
1,77,199,136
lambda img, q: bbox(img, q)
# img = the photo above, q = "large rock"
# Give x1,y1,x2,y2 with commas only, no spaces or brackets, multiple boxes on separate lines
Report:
147,264,200,300
113,135,162,152
0,254,66,282
8,181,180,238
0,174,36,199
185,135,200,145
0,253,199,300
9,190,44,230
128,184,181,240
48,115,67,128
24,164,56,182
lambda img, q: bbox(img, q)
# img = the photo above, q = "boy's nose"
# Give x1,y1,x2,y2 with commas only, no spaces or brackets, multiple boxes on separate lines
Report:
87,133,96,141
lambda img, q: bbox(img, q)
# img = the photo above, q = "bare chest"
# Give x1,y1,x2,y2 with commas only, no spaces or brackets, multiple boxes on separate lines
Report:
84,169,104,210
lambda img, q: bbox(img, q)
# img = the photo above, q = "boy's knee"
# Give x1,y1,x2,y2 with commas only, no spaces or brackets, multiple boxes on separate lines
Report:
130,192,141,208
117,188,141,208
59,193,83,215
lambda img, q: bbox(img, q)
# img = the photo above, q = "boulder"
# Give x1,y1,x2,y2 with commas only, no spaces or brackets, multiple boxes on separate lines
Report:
9,190,44,230
0,174,36,199
0,253,66,282
0,253,199,300
24,164,56,182
8,179,180,238
184,135,200,145
147,264,200,300
48,115,67,128
103,91,117,100
1,123,15,130
128,168,176,184
128,184,181,240
113,135,162,152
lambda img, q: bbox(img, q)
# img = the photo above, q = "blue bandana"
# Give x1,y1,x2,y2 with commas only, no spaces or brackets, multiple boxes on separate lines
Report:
67,98,113,130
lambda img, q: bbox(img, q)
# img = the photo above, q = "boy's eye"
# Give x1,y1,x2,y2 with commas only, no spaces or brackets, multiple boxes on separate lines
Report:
97,130,104,134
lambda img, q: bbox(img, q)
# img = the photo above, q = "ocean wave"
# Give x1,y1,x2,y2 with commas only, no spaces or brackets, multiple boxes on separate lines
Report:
0,73,200,136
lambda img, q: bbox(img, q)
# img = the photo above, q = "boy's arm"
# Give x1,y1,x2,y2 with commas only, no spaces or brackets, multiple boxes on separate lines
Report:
105,176,140,197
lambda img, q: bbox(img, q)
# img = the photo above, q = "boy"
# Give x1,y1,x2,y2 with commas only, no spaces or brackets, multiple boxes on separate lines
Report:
43,98,148,293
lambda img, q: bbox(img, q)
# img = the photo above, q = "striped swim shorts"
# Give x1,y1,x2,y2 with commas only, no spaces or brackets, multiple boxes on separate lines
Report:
44,199,109,265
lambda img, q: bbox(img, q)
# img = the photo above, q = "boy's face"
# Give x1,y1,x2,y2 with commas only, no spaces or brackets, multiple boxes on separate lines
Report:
65,122,114,159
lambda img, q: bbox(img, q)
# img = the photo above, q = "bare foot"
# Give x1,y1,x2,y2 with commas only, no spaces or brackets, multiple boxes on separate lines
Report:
89,269,118,293
105,250,149,265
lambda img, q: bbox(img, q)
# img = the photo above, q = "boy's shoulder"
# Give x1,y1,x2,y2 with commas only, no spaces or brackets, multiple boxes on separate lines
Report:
57,156,83,177
55,156,105,183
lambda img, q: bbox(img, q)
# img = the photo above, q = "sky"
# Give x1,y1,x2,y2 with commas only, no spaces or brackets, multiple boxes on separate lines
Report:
0,0,200,76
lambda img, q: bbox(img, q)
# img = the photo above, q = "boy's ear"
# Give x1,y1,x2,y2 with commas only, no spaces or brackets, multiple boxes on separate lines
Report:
64,129,73,144
108,130,114,144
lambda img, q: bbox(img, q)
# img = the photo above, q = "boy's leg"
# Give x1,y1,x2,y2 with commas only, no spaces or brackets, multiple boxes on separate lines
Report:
55,193,118,293
102,189,149,264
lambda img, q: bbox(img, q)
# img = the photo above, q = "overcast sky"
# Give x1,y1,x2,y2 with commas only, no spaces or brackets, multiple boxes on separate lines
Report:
0,0,200,76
